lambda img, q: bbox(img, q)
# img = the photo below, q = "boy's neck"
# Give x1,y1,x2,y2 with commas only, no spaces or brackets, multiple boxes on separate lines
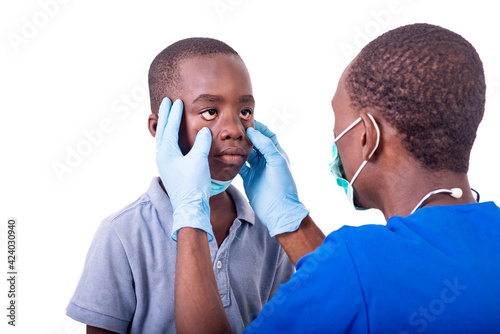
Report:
209,191,237,247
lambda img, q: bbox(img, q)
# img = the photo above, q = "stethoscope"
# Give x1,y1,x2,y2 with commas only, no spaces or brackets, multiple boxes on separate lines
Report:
410,188,480,215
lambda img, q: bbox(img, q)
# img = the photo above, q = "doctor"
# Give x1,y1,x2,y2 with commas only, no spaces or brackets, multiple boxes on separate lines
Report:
157,23,500,333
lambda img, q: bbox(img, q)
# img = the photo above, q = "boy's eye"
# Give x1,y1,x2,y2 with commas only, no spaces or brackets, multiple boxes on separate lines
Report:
201,109,218,121
240,109,253,120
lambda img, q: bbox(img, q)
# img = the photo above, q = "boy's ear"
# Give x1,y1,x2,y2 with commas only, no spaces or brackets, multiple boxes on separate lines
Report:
148,113,159,137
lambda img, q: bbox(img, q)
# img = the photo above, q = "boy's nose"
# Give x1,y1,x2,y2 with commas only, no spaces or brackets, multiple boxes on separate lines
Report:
218,116,245,141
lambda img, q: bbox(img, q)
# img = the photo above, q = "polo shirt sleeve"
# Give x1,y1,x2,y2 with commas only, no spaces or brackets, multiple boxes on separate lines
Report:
66,220,136,334
244,230,368,333
268,246,295,302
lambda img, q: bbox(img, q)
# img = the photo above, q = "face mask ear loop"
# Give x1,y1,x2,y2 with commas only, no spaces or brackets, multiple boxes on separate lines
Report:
366,114,381,159
334,117,363,143
350,114,380,186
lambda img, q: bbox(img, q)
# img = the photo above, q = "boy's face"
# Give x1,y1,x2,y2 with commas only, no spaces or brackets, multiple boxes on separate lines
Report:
172,54,255,181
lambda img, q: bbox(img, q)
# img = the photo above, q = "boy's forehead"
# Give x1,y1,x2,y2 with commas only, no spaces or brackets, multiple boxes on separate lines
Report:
178,54,246,78
177,54,252,98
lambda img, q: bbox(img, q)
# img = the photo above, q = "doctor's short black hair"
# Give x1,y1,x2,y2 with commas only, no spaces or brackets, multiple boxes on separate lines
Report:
148,37,240,114
346,23,486,173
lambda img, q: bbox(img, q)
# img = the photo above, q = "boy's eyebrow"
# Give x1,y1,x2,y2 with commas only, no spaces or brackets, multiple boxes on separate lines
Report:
238,95,255,104
192,94,224,104
192,94,255,104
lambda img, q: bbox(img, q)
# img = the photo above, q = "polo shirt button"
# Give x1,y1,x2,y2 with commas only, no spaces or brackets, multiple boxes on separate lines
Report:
216,260,222,269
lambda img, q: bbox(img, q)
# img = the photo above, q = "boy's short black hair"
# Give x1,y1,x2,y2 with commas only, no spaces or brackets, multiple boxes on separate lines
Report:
148,37,240,114
346,23,486,173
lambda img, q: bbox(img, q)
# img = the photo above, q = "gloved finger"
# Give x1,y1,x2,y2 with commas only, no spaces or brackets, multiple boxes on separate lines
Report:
240,148,260,179
239,162,250,179
247,148,260,167
189,127,212,158
246,127,282,161
162,99,184,156
255,120,278,145
255,120,287,159
156,97,172,150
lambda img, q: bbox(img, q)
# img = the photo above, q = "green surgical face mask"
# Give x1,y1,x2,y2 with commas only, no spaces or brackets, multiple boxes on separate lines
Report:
329,114,380,210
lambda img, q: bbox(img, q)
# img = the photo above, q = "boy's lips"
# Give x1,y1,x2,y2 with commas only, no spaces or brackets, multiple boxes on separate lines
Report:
213,147,248,165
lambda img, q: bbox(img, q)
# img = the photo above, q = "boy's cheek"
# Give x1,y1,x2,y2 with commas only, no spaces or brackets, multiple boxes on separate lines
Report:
178,115,195,155
245,118,255,129
178,119,212,155
243,121,255,147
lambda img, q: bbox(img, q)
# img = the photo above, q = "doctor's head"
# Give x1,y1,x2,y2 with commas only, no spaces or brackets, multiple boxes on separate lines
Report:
332,23,486,209
148,38,254,181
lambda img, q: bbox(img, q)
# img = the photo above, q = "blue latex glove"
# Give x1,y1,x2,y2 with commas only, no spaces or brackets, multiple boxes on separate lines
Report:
156,98,214,242
239,121,309,237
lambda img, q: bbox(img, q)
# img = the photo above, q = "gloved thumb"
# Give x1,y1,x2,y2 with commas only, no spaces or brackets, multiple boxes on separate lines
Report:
247,127,281,161
189,127,212,157
239,162,250,179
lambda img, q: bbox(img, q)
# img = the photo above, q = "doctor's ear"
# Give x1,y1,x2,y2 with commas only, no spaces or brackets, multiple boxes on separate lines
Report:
359,113,380,161
148,113,159,137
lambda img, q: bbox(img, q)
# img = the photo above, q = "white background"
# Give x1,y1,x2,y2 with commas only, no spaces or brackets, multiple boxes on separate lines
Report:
1,0,499,332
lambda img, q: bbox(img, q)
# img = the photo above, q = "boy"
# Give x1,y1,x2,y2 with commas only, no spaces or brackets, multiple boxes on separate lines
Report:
66,38,294,333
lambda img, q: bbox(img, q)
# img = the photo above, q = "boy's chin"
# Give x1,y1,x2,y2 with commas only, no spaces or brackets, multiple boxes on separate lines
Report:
209,163,244,181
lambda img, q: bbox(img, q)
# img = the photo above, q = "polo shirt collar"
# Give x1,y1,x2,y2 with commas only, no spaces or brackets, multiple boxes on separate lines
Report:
147,177,255,226
226,184,255,226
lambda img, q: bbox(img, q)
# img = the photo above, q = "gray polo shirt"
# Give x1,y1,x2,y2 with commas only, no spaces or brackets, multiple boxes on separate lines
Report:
66,177,294,333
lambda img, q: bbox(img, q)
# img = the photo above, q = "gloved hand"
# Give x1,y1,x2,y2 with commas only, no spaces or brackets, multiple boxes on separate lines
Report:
155,97,214,242
239,121,309,237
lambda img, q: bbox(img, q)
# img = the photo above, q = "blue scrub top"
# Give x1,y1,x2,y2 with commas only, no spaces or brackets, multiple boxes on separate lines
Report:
245,202,500,333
